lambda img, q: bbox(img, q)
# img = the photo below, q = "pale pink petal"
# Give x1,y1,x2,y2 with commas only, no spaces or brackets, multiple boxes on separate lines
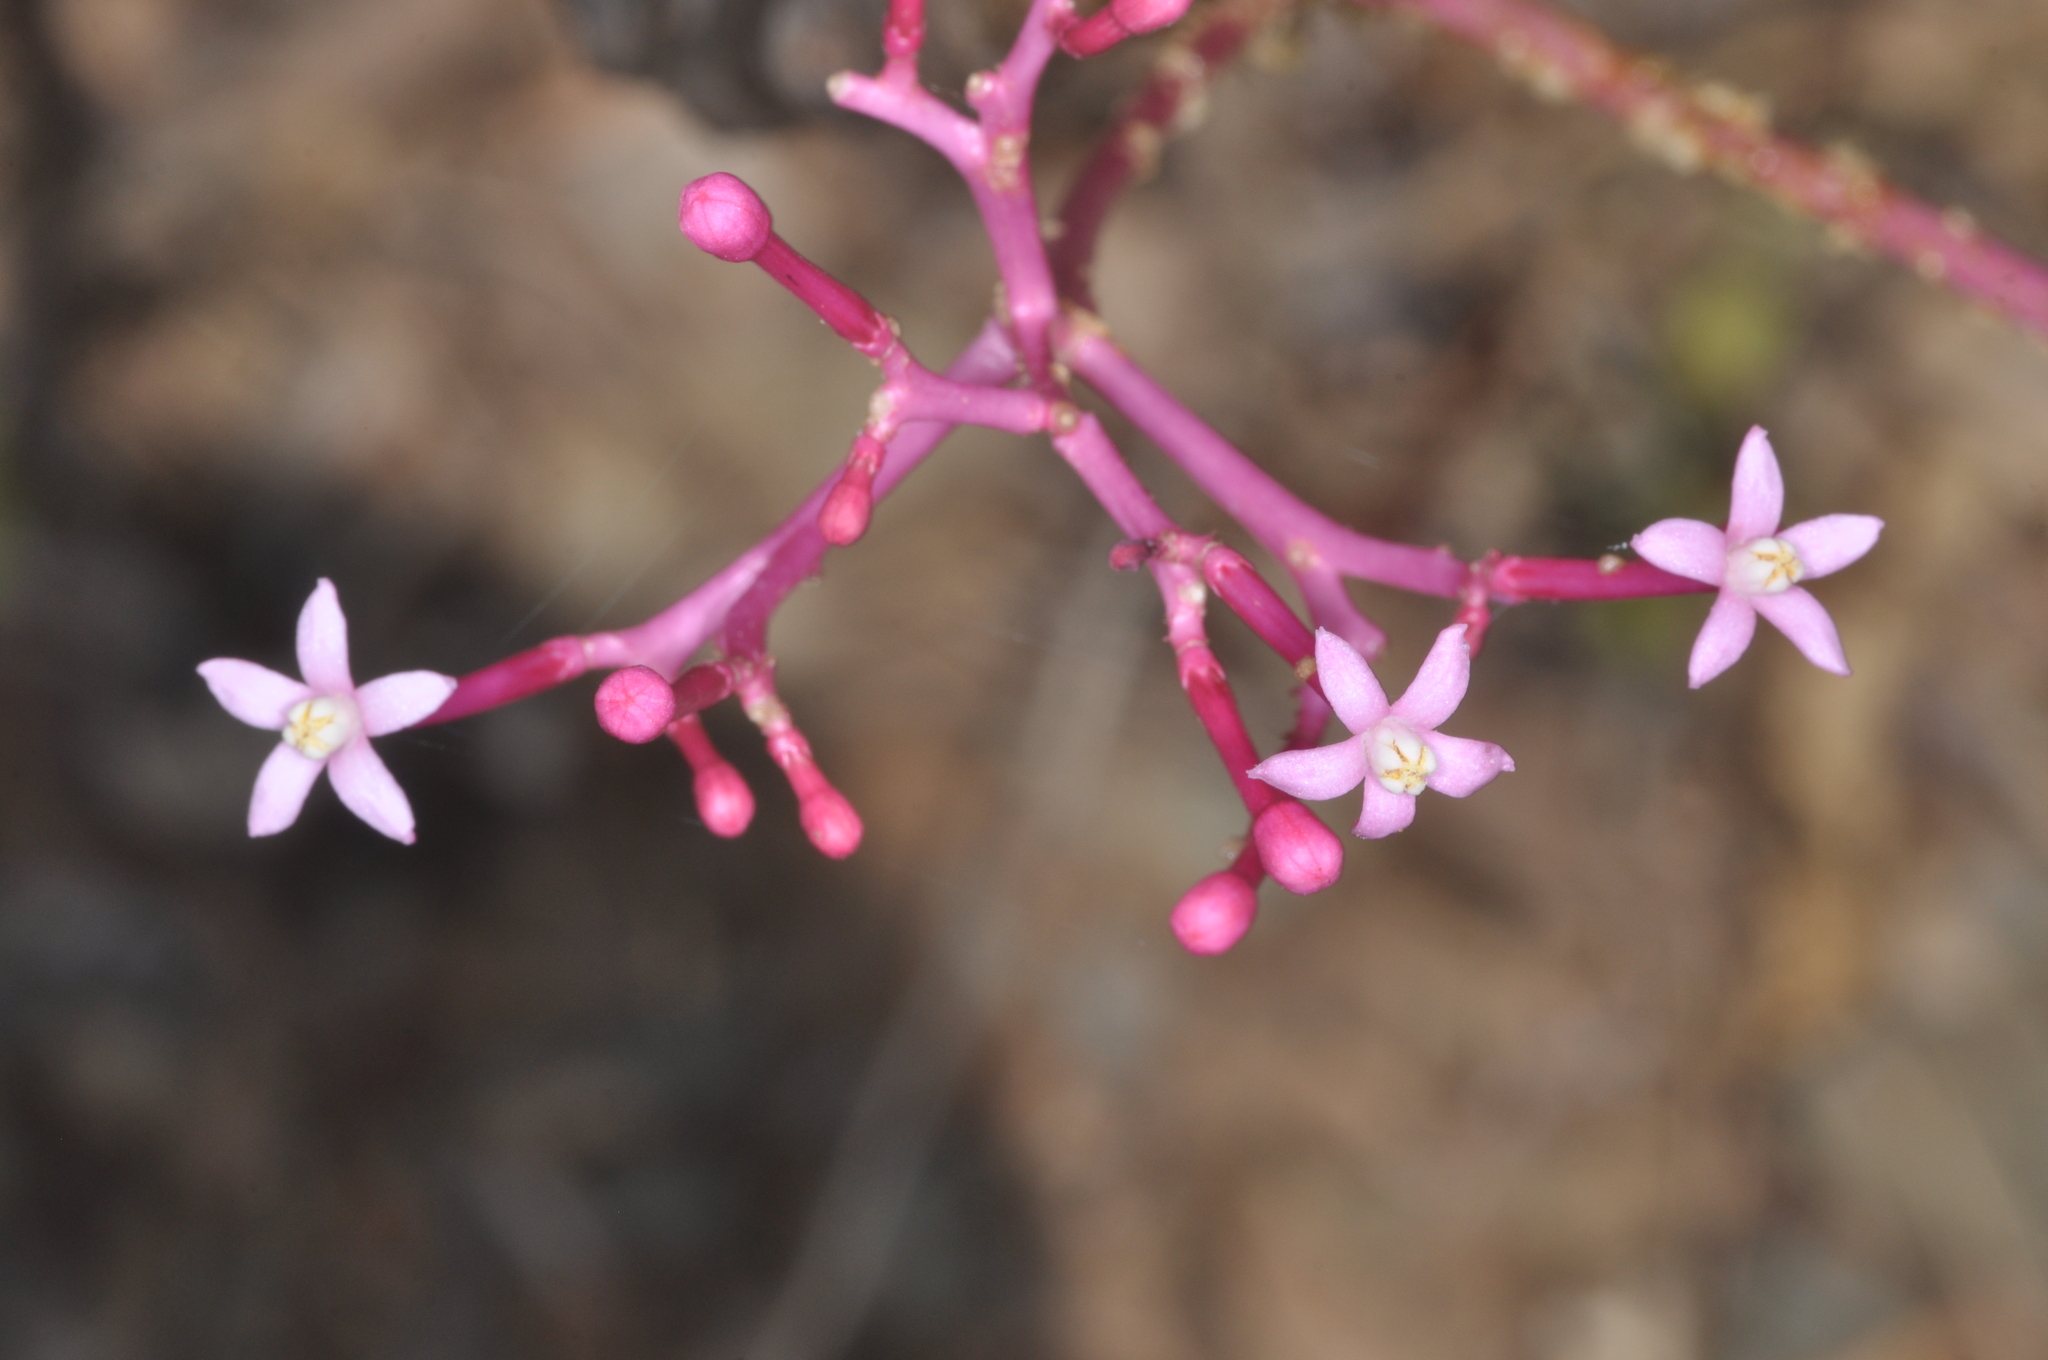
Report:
326,738,419,842
1780,514,1883,580
1313,628,1388,734
1688,590,1758,688
1391,624,1471,729
1630,518,1728,585
295,579,354,693
1752,586,1849,676
1725,426,1784,543
1352,780,1416,839
356,671,459,737
1422,732,1515,797
248,742,324,837
199,659,313,729
1248,738,1370,802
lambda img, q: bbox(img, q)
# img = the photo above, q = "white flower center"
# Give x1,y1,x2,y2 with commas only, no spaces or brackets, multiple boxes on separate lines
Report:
1367,718,1437,795
1727,536,1804,595
284,694,359,759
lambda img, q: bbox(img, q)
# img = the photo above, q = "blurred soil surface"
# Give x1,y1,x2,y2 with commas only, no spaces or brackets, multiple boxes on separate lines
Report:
4,0,2048,1356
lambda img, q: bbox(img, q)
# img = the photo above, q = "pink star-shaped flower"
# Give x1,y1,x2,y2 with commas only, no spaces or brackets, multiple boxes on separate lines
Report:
1248,625,1513,839
198,580,457,843
1632,427,1884,688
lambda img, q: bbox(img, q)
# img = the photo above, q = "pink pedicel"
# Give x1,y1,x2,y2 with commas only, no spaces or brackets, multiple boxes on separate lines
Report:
1632,427,1884,688
1250,626,1514,840
678,173,772,262
1060,0,1192,58
1250,802,1344,894
669,713,756,838
595,665,678,743
198,579,456,843
1171,871,1260,955
819,433,886,546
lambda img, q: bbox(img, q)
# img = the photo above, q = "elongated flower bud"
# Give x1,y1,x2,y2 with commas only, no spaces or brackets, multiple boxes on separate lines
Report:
671,662,735,716
1059,0,1191,58
819,433,886,546
1252,801,1342,894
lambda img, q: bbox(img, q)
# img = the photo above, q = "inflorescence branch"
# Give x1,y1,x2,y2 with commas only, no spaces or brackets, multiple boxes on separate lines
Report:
205,0,2017,950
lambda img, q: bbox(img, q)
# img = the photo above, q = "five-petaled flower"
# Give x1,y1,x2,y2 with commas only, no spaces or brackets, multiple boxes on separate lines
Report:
1248,625,1514,839
1631,427,1884,688
198,579,457,843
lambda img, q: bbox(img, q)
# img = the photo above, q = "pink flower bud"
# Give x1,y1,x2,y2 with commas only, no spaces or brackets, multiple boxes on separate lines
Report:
819,434,885,547
1111,0,1189,34
1108,540,1152,571
1170,872,1259,954
799,785,864,858
595,665,677,743
694,760,756,838
671,662,735,716
1252,801,1343,894
679,173,773,263
1059,0,1190,57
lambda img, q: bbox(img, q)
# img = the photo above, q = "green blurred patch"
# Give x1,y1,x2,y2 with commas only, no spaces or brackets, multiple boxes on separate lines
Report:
1661,258,1798,410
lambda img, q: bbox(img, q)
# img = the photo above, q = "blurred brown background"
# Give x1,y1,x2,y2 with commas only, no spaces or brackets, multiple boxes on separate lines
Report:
3,0,2047,1356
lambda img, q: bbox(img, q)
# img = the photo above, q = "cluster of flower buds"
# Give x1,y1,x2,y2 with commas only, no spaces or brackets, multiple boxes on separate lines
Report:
199,0,1888,954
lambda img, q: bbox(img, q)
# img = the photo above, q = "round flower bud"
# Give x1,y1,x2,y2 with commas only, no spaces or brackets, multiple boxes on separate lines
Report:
799,785,864,859
595,665,677,743
1170,873,1258,954
679,173,773,263
693,761,756,838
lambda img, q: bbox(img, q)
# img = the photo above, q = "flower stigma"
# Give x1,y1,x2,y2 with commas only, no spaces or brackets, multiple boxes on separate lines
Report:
1727,536,1805,594
284,695,359,759
1367,718,1437,794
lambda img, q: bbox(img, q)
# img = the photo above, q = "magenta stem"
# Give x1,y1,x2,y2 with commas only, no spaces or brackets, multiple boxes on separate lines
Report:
1151,559,1279,814
1049,10,1260,308
1061,322,1464,598
1049,412,1175,540
752,236,892,354
1490,554,1703,602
